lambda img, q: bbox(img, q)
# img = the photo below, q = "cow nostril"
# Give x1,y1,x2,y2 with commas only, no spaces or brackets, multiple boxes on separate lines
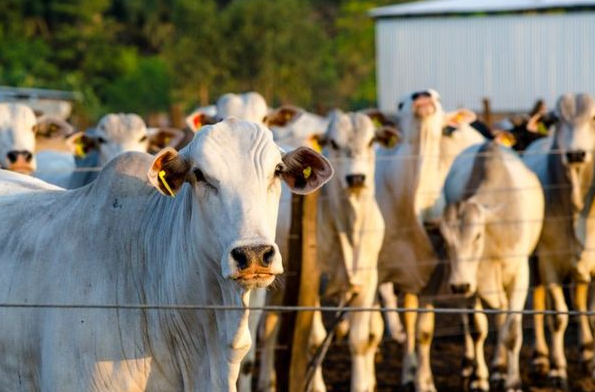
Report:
346,174,366,188
450,283,471,294
566,150,586,163
7,150,33,163
231,248,249,270
262,246,275,267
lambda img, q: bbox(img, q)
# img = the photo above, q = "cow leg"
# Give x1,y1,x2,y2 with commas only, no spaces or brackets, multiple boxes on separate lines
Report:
308,302,327,392
575,282,594,372
416,304,436,392
378,282,405,343
500,260,528,392
238,288,265,392
532,284,550,376
257,311,280,392
401,292,419,391
469,300,489,392
547,284,568,390
348,280,380,392
490,311,508,391
461,313,475,388
368,307,384,391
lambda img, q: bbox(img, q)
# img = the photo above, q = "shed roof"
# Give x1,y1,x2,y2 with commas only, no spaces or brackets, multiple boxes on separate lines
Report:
370,0,595,18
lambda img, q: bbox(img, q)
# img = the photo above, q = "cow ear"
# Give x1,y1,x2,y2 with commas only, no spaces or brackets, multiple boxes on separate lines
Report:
147,147,192,197
146,127,185,154
445,109,477,127
279,147,333,194
67,132,98,158
185,111,218,133
263,106,304,127
375,126,401,148
34,116,74,138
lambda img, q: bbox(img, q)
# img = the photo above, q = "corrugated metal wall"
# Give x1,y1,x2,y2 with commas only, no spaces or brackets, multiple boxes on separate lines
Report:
376,13,595,113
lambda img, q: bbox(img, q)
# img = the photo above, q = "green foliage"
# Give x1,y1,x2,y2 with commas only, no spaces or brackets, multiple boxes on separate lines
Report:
0,0,401,120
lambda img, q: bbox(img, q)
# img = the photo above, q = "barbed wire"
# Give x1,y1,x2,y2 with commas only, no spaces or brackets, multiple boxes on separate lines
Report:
0,303,592,316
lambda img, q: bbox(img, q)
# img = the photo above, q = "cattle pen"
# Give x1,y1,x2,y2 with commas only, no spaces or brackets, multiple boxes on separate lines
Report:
9,145,595,392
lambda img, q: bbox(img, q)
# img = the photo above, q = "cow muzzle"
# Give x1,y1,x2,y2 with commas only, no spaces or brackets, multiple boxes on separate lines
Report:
7,150,34,174
412,94,436,118
229,244,282,288
450,283,472,295
566,149,587,164
345,174,366,189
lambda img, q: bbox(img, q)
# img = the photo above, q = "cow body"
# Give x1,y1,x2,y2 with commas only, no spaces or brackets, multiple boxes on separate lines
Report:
0,119,331,391
375,90,484,391
442,142,544,392
523,93,595,387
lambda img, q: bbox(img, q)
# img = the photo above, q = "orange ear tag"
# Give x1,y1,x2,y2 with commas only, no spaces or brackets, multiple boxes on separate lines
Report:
303,166,312,179
159,170,176,197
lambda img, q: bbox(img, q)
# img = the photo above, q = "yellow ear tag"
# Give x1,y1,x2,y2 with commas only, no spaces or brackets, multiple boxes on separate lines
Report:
74,142,86,158
310,137,322,153
372,118,382,128
455,113,464,123
158,170,176,197
388,135,397,148
303,166,312,179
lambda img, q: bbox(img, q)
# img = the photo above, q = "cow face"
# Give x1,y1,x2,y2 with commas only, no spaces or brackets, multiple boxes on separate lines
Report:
396,89,444,142
69,114,149,166
0,103,38,174
553,93,595,167
322,110,399,192
147,118,333,289
441,201,488,296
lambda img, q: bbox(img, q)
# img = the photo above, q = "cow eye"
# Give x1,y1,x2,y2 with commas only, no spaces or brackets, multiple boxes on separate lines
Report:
398,102,404,111
330,140,339,150
474,233,481,241
139,135,148,142
194,168,206,183
274,163,285,177
96,137,106,144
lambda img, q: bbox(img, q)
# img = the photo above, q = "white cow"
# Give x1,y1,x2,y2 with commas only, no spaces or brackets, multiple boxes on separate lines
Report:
0,118,332,391
264,105,330,150
523,93,595,388
217,92,268,125
441,142,544,392
0,103,70,174
0,168,62,195
258,110,397,392
375,89,485,392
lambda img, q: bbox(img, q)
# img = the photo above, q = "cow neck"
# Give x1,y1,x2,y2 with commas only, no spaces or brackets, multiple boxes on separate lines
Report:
324,169,377,288
410,117,443,220
140,186,250,390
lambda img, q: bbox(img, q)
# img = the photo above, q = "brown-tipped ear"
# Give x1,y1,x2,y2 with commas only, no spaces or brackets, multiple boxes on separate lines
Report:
147,147,191,197
263,106,304,127
67,131,98,158
280,147,333,194
185,111,218,132
147,127,185,153
445,109,477,127
375,126,401,148
362,108,398,128
34,116,74,138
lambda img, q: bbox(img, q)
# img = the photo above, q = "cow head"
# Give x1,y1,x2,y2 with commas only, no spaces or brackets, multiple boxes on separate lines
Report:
147,118,333,289
0,103,72,175
441,200,492,296
396,89,445,142
552,93,595,167
319,110,399,193
264,105,329,150
216,92,268,124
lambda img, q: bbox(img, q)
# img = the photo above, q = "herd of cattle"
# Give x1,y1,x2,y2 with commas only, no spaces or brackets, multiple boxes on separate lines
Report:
0,89,594,392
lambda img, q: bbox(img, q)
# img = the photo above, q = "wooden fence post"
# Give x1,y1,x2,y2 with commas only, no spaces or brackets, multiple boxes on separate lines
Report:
274,191,319,392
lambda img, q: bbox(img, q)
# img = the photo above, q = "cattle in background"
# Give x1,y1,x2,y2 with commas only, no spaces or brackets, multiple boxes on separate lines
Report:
375,89,485,392
264,105,330,150
258,109,396,392
523,93,595,389
64,113,184,188
0,103,71,174
441,142,544,392
0,118,332,391
0,168,62,195
217,92,268,124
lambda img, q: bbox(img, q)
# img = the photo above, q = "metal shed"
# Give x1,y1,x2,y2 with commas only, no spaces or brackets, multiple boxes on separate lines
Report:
370,0,595,114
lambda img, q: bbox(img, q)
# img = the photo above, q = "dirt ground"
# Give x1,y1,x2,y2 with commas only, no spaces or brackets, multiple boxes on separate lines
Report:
319,314,595,392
